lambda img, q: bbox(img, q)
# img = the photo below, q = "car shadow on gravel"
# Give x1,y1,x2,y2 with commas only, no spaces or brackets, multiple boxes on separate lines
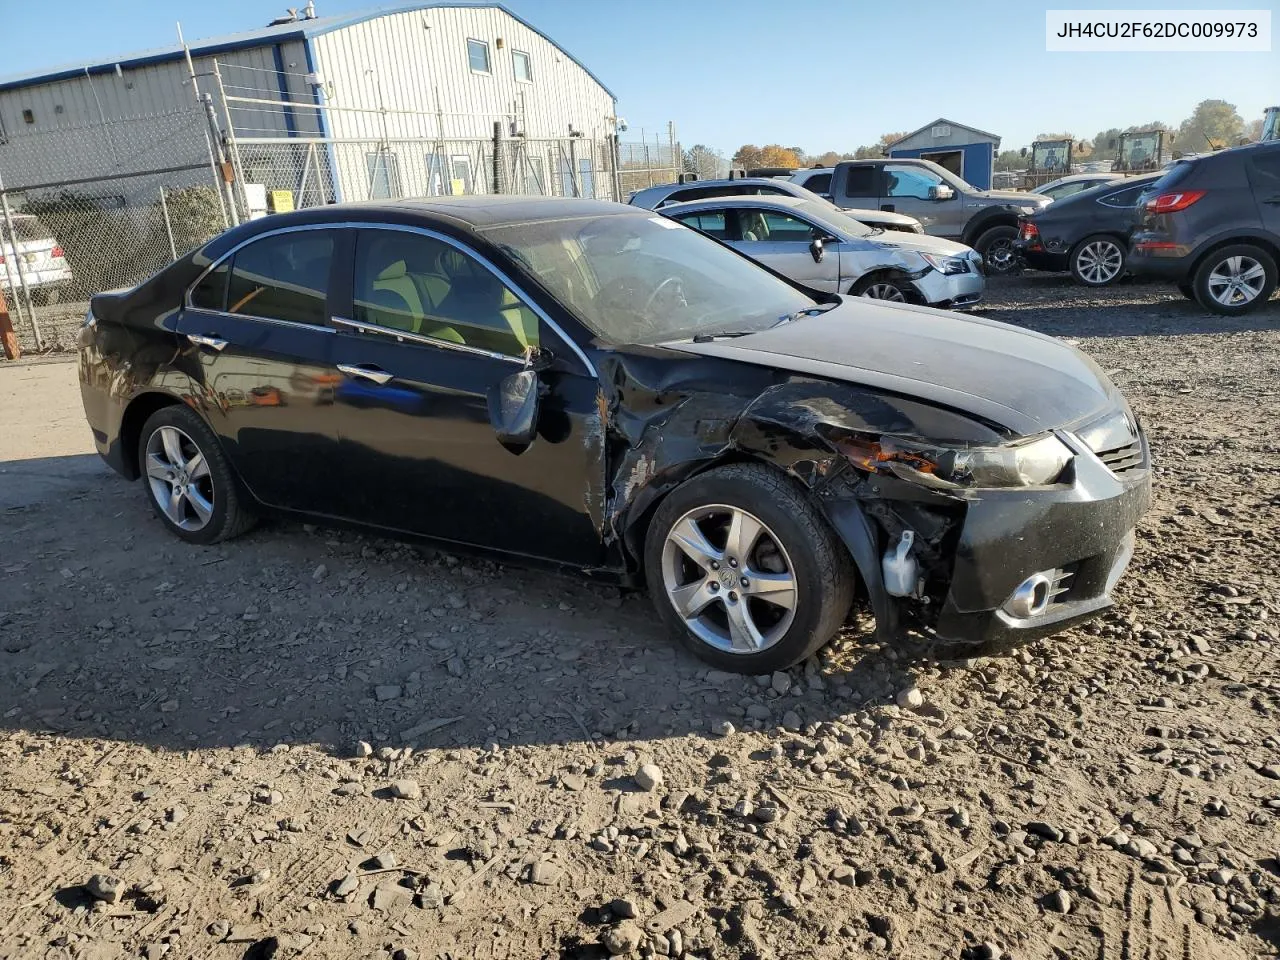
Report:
0,469,924,759
979,274,1280,338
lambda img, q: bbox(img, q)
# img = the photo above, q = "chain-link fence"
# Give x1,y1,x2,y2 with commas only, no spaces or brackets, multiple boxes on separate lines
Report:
0,107,228,351
227,133,619,208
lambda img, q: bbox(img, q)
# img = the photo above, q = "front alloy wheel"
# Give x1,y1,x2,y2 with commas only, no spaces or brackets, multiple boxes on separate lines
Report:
661,505,797,653
644,463,855,674
860,281,908,302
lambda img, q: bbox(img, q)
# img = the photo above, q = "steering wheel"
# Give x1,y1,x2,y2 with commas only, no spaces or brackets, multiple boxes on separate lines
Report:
644,276,687,316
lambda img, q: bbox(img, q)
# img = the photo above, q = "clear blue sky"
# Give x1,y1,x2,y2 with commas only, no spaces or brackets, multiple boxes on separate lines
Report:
1,0,1273,154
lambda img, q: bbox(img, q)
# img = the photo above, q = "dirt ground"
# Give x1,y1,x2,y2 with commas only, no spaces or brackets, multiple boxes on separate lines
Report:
1,276,1278,960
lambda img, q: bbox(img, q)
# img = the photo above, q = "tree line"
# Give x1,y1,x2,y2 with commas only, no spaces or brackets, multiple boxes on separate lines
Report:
685,99,1261,176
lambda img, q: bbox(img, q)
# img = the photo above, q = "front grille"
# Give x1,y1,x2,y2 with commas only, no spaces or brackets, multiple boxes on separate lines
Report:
1096,439,1145,475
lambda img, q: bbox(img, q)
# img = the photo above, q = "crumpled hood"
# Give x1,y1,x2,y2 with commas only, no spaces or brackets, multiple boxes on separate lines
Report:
866,231,975,258
663,299,1119,436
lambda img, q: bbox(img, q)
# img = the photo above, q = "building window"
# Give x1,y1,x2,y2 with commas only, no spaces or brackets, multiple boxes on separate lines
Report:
467,39,491,74
512,50,532,83
22,109,35,124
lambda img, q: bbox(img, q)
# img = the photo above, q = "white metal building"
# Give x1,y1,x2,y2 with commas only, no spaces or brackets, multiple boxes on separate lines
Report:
0,2,619,201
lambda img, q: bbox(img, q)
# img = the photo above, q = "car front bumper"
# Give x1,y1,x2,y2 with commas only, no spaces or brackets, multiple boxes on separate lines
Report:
930,428,1152,652
911,266,985,308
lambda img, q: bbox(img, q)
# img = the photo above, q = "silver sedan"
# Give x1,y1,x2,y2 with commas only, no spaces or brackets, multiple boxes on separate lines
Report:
660,195,985,308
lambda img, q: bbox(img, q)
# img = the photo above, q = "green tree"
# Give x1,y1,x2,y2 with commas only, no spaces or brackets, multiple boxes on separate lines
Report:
994,149,1024,172
682,144,726,180
1177,100,1243,151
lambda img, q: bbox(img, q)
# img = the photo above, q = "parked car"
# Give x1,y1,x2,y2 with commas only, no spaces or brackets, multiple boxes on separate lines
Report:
80,197,1150,674
827,158,1052,273
0,214,73,304
1129,140,1280,315
1016,174,1161,286
661,195,984,307
1032,173,1125,202
790,167,835,198
627,177,925,234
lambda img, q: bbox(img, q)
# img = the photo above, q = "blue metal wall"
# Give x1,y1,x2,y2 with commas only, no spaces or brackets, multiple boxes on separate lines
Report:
888,142,995,190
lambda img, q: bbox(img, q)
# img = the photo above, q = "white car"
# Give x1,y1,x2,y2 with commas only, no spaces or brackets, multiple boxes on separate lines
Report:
1,214,73,304
661,195,985,308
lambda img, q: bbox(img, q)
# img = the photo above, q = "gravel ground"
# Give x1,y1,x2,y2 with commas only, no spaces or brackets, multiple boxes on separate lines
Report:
1,275,1278,960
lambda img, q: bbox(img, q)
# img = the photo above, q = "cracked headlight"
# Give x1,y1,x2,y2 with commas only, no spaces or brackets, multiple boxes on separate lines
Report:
836,432,1074,489
918,252,970,275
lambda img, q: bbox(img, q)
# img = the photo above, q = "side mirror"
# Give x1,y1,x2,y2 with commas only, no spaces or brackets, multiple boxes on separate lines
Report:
929,184,955,201
809,237,825,263
487,368,542,454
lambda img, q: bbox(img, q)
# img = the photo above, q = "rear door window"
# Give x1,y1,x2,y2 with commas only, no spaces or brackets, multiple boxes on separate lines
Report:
1246,147,1280,192
226,231,335,326
1097,183,1149,208
669,211,729,240
801,172,832,195
841,165,879,201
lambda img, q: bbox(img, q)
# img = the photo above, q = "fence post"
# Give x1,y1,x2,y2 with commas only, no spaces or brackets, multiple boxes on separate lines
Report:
492,121,507,195
0,284,19,361
159,187,178,261
0,179,41,351
609,134,623,203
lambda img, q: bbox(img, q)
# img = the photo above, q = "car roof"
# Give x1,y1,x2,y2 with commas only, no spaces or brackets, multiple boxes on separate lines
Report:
250,196,644,231
662,194,814,212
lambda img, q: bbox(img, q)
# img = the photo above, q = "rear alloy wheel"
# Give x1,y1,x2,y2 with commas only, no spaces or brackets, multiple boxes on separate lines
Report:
644,463,855,674
1192,244,1277,316
138,405,256,545
974,225,1019,275
1070,235,1126,286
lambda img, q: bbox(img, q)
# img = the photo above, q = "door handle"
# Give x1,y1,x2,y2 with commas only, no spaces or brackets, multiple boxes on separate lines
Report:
186,334,228,351
337,364,393,385
881,204,895,212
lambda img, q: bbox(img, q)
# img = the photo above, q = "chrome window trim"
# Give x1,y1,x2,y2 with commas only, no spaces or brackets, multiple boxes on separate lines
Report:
183,220,598,377
330,315,523,366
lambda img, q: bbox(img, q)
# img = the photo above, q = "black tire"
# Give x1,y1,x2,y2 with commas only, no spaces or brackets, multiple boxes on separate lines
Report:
1192,244,1278,316
973,225,1019,275
137,405,256,545
1069,234,1127,287
1176,280,1195,300
852,273,912,303
643,463,855,674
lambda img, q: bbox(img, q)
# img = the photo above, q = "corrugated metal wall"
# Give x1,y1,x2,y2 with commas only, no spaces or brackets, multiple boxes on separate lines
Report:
312,6,615,141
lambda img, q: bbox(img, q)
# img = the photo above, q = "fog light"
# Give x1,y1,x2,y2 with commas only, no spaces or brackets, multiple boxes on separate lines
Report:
1004,572,1053,619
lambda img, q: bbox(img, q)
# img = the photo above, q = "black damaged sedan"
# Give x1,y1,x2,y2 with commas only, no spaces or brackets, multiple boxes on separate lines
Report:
79,197,1150,674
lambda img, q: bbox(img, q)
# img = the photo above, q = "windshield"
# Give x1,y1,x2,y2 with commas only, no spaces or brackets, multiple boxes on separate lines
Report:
484,214,818,344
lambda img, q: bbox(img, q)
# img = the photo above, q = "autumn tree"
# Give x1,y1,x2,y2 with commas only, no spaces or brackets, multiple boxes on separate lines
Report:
732,144,801,169
1178,99,1245,151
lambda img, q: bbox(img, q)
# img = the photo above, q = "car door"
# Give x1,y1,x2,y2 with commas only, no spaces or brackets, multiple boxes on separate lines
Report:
880,163,959,236
175,228,344,514
722,206,842,293
836,164,881,212
325,225,604,566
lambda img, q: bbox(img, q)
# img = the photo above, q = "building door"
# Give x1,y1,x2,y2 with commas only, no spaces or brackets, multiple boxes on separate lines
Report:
919,150,964,178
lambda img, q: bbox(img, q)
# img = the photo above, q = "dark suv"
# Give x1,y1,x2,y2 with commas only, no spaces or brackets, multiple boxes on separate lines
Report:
1128,141,1280,315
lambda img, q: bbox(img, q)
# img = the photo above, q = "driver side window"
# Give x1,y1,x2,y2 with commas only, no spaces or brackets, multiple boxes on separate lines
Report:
884,164,942,200
352,230,539,358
